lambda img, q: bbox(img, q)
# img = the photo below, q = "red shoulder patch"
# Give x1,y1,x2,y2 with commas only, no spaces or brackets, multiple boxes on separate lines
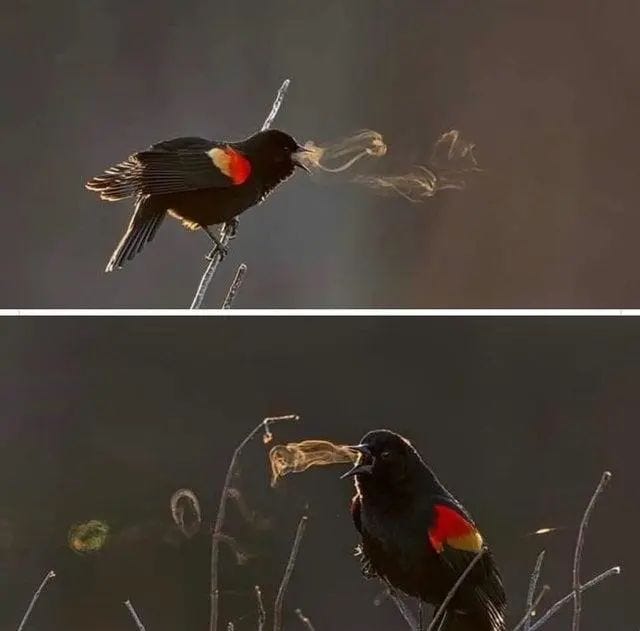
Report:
207,147,252,185
226,147,251,184
428,504,483,553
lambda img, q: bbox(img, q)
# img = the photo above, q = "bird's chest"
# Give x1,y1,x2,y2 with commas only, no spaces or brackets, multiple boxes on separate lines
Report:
360,501,436,581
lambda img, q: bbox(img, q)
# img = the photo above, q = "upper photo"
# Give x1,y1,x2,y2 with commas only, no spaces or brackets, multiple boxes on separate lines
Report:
4,1,638,308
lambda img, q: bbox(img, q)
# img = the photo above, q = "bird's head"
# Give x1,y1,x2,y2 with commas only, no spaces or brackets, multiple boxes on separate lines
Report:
241,129,311,179
341,429,423,486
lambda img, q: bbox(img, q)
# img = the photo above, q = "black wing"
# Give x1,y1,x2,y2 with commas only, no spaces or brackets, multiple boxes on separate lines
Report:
86,137,236,201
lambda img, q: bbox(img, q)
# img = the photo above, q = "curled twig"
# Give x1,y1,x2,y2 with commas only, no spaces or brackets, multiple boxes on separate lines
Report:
209,414,299,631
191,79,291,310
273,514,308,631
124,599,146,631
17,570,56,631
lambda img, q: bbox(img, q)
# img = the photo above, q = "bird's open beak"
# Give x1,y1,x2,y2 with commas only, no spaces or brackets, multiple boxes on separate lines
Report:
292,145,312,172
340,444,375,479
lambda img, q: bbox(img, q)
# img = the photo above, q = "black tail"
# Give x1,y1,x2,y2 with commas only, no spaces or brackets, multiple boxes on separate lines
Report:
436,593,505,631
105,195,165,272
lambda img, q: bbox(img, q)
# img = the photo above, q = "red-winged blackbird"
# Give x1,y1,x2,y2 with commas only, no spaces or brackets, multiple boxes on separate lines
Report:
86,129,309,272
342,430,506,631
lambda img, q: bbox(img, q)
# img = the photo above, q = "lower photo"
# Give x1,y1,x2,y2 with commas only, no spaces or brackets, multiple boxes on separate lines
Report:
1,317,632,631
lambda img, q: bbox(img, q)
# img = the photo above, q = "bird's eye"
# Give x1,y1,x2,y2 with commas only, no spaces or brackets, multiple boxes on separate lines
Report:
380,450,392,460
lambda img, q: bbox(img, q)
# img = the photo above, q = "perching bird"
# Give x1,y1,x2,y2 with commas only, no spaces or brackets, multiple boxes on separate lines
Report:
342,430,506,631
86,129,310,272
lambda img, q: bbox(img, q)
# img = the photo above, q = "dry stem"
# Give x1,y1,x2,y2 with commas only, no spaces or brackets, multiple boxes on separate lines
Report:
124,599,146,631
17,570,56,631
209,414,299,631
273,514,308,631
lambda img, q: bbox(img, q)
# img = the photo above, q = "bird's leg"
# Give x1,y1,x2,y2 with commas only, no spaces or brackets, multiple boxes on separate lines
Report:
226,218,239,240
202,225,229,260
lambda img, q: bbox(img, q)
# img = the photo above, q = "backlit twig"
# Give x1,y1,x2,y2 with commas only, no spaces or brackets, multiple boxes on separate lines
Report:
124,599,146,631
523,550,546,631
255,586,266,631
273,514,308,631
295,608,316,631
528,566,620,631
209,414,299,631
512,585,550,631
571,471,611,631
17,570,56,631
221,263,248,309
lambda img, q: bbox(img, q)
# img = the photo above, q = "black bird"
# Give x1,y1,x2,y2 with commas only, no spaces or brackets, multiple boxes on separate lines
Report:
342,430,506,631
86,129,310,271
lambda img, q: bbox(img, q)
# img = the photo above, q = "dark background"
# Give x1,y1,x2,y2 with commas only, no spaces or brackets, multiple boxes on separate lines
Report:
2,0,640,308
0,316,635,630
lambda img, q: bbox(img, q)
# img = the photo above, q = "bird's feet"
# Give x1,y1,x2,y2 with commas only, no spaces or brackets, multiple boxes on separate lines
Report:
226,218,239,240
205,244,229,262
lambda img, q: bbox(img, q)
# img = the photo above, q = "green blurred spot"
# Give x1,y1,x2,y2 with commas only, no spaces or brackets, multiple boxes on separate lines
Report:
68,520,109,554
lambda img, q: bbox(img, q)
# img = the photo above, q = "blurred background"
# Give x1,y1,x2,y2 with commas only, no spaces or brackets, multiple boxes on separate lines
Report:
0,316,635,630
2,0,640,307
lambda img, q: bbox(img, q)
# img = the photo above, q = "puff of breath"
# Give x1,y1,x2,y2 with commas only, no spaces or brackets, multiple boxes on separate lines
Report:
209,414,299,631
190,79,290,310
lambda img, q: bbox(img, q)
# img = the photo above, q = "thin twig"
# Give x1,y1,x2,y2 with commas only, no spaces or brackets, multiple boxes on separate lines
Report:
222,263,248,309
209,414,299,631
571,471,611,631
273,514,308,631
255,586,266,631
523,550,546,631
17,570,56,631
512,585,550,631
190,79,291,310
385,585,418,631
295,608,316,631
427,548,486,631
528,566,620,631
124,599,146,631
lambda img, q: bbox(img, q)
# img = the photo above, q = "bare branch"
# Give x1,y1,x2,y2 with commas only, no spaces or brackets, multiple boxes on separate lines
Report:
190,79,291,310
523,550,546,631
384,585,418,631
528,566,620,631
571,471,611,631
209,414,299,631
255,586,266,631
427,548,486,631
124,599,146,631
17,570,56,631
222,263,248,309
295,608,316,631
512,585,550,631
273,514,308,631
